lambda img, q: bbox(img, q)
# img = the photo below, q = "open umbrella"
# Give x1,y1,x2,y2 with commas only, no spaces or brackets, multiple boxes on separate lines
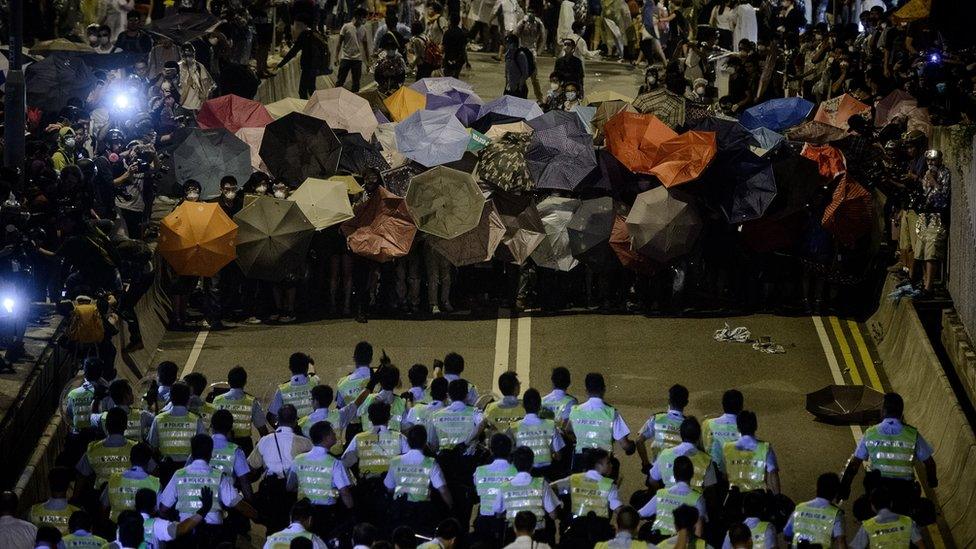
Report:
610,213,656,273
196,94,273,134
467,129,491,152
531,196,581,272
174,128,252,199
567,197,614,256
805,385,884,425
395,109,470,167
892,0,930,23
234,196,315,281
405,166,486,239
632,89,686,128
146,12,220,43
410,76,474,96
304,87,378,139
259,112,342,186
691,116,753,162
526,113,597,191
384,86,426,122
472,95,544,132
484,121,533,140
593,100,635,145
341,187,418,262
749,127,786,157
604,111,677,175
814,94,870,131
234,126,268,174
889,104,932,139
491,191,546,264
767,153,826,219
627,187,702,264
875,90,916,126
30,39,95,55
801,143,847,180
822,175,873,247
336,131,391,175
382,163,426,197
786,120,848,144
25,53,95,113
357,88,393,122
572,105,597,134
477,132,534,193
592,149,657,203
265,97,308,119
427,88,484,126
326,174,364,195
429,202,506,266
649,131,717,188
290,178,355,229
739,97,814,132
587,90,634,104
158,202,238,277
374,122,408,168
720,155,778,224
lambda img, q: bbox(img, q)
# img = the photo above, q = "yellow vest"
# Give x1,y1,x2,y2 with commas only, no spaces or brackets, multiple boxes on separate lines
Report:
484,401,526,434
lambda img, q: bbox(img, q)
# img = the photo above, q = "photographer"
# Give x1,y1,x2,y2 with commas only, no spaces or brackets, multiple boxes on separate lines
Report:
114,120,159,240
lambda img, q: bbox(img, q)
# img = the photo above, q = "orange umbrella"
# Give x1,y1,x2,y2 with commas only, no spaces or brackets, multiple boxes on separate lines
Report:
801,143,847,181
649,131,717,188
158,202,238,277
814,94,870,130
604,112,677,174
822,175,873,247
384,86,425,122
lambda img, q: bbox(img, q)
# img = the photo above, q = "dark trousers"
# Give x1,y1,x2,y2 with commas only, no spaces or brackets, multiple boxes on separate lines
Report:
335,59,362,91
505,84,529,99
299,68,318,98
392,498,440,538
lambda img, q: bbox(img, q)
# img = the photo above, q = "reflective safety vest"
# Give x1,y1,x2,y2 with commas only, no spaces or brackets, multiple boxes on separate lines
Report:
62,532,108,548
702,417,739,463
474,463,517,512
210,440,240,478
500,477,547,523
541,393,576,422
651,487,702,536
173,466,223,516
360,395,407,432
568,473,614,518
484,401,526,434
66,384,96,432
389,455,436,502
29,502,80,534
649,413,683,456
191,400,216,431
86,439,135,486
862,425,918,480
790,501,840,547
569,404,615,452
298,408,341,433
293,452,339,504
355,430,402,475
337,374,368,411
107,472,160,521
143,515,157,549
750,520,773,547
515,419,557,466
154,411,200,460
722,441,769,492
862,514,913,548
98,407,147,442
430,406,478,450
656,447,711,490
265,528,315,549
278,376,320,419
594,538,650,548
411,387,430,404
656,535,707,548
409,402,443,429
212,392,256,439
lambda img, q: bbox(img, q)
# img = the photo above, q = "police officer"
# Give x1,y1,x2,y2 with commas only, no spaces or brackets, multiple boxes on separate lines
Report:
594,506,647,549
249,404,313,533
77,408,136,498
552,448,621,545
703,389,743,468
336,341,376,439
638,456,706,542
212,365,270,455
29,467,80,535
403,377,448,431
850,488,925,549
566,373,636,471
61,511,108,549
636,384,689,474
359,365,409,432
785,472,845,548
268,352,321,424
146,361,179,413
657,505,708,549
722,491,776,549
407,363,430,404
541,367,577,427
103,443,159,523
263,499,329,549
342,401,408,528
428,379,484,528
286,421,355,540
719,410,780,495
64,359,104,463
181,372,216,429
132,486,214,547
473,434,517,544
385,425,453,537
495,446,561,545
515,388,565,480
649,418,716,492
417,518,462,549
442,352,478,405
298,384,364,451
209,410,253,500
484,372,526,436
148,382,205,485
91,380,154,443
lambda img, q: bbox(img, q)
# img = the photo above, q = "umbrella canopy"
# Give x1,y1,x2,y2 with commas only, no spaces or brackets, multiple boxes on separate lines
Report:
30,39,95,55
374,122,408,168
290,178,355,229
801,143,847,180
632,89,686,128
485,121,533,140
890,104,933,139
259,112,342,186
531,196,582,271
405,166,486,239
610,213,656,273
472,95,544,132
720,155,778,224
767,154,826,219
304,87,377,139
567,196,614,256
786,120,848,144
587,90,634,104
467,129,491,152
749,127,786,157
805,384,884,425
526,113,597,191
649,131,717,188
691,116,753,161
410,76,474,96
395,109,470,167
429,202,506,267
477,132,534,193
234,196,315,281
146,12,219,43
822,175,873,247
357,89,393,122
572,105,597,134
604,112,677,174
341,187,418,262
326,174,364,195
196,94,273,134
265,97,308,119
592,149,657,202
158,202,238,277
382,163,426,197
25,53,95,113
814,94,870,130
593,100,635,144
427,88,484,126
337,131,391,175
892,0,930,22
739,97,814,132
491,191,546,264
173,129,252,199
384,86,426,122
234,127,268,174
627,187,702,263
875,89,916,126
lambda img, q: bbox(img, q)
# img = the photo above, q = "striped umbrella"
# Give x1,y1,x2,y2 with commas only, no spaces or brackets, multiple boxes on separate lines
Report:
821,176,872,247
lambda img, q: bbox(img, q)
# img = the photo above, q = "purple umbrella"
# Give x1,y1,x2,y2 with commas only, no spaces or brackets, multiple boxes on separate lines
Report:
471,95,544,132
426,88,484,126
526,113,596,191
409,77,474,96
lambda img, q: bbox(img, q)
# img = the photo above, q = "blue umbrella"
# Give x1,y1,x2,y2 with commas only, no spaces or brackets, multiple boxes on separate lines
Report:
426,88,484,126
526,118,597,191
472,95,544,132
749,127,786,156
572,105,597,134
528,109,588,133
740,97,814,132
394,109,470,168
409,76,474,96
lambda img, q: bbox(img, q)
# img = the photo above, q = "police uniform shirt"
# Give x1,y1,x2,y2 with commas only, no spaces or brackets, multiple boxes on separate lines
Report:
595,532,641,548
158,459,242,524
639,409,684,441
382,448,447,491
90,405,154,438
783,497,844,541
216,388,268,430
853,418,933,462
302,403,359,433
409,386,427,403
573,397,632,441
341,425,409,469
519,413,567,453
147,406,205,450
248,426,313,476
366,389,409,426
427,401,484,452
98,466,153,508
335,366,371,408
285,446,354,506
541,389,578,422
722,517,776,549
140,511,179,544
212,433,250,478
638,481,707,521
403,400,444,429
76,434,130,478
443,373,479,405
649,442,717,487
0,514,38,548
704,414,737,452
849,508,922,549
716,435,778,473
269,374,317,415
263,522,329,549
552,470,623,511
492,471,561,515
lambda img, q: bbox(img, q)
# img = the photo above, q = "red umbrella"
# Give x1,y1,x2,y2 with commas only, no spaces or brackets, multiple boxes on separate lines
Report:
801,143,847,181
196,94,274,133
822,176,873,247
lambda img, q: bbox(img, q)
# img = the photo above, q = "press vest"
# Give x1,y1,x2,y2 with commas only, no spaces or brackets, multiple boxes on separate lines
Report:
651,487,702,535
568,473,614,518
107,472,160,521
213,392,256,438
569,404,615,452
515,418,557,465
354,429,401,475
722,441,769,491
475,463,517,512
791,501,840,547
293,452,339,504
862,425,918,480
389,455,436,502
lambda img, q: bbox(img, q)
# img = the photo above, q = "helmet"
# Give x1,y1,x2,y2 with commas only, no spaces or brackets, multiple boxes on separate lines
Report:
106,128,126,143
924,149,942,161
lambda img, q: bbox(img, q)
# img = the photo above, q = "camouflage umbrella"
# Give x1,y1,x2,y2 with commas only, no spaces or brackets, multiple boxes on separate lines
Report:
632,89,686,129
531,196,582,272
429,202,506,266
567,196,614,256
626,187,702,264
491,190,546,264
405,166,486,239
477,132,533,193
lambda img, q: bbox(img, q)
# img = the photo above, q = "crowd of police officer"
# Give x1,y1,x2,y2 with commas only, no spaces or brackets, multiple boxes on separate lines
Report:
10,339,939,548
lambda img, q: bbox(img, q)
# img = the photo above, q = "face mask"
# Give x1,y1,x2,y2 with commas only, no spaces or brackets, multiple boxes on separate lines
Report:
108,152,120,163
63,138,77,149
565,92,577,101
695,86,706,95
223,190,237,200
273,190,288,199
100,36,111,45
255,185,268,194
647,77,657,85
186,192,200,201
550,82,559,91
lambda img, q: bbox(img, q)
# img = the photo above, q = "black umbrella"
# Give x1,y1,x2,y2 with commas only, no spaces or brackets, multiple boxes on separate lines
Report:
805,384,884,425
336,130,390,176
767,153,827,220
691,116,753,162
147,12,220,44
260,112,342,187
25,53,96,113
81,52,147,71
443,151,480,174
381,163,426,197
594,149,657,204
470,112,523,133
720,154,778,224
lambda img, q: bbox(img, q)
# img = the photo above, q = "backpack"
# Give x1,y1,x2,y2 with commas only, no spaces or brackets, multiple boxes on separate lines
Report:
518,47,536,76
67,299,105,344
422,36,443,67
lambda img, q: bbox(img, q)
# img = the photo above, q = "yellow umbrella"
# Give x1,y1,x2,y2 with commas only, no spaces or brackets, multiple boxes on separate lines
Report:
326,174,365,195
30,39,96,55
587,90,634,105
292,178,355,229
158,202,238,277
384,86,425,122
264,97,308,119
893,0,930,22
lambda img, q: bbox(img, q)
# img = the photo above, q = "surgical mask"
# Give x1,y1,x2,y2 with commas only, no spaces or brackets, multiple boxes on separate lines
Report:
186,192,200,201
63,138,76,149
565,91,577,100
223,190,237,200
255,184,268,194
695,86,706,95
646,77,657,85
549,82,559,91
273,190,287,199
